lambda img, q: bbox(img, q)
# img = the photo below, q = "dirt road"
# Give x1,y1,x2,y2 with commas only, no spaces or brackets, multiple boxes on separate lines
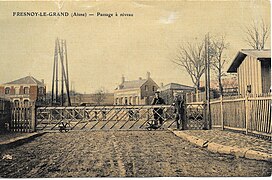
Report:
0,131,270,177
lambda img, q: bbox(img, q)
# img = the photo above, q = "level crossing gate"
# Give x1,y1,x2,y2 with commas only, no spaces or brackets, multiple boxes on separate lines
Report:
35,104,207,132
35,105,176,131
5,103,207,132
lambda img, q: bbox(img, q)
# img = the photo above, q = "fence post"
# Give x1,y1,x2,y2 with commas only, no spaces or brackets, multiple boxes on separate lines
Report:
31,104,36,132
220,95,224,130
245,94,249,134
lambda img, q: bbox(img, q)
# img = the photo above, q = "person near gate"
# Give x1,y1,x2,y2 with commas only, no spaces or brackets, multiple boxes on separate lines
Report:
151,91,165,126
173,93,185,130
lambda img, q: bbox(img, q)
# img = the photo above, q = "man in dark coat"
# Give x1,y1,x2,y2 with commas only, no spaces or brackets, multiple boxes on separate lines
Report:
173,93,185,130
151,91,165,126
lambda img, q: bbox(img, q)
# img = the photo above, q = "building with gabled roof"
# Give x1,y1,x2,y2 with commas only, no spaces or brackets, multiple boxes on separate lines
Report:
0,76,46,104
158,83,195,104
114,72,159,105
227,49,271,95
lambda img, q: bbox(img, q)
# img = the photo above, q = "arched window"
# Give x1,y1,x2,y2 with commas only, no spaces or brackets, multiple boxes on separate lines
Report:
5,87,10,94
24,87,29,94
152,86,156,92
24,99,29,106
14,100,20,108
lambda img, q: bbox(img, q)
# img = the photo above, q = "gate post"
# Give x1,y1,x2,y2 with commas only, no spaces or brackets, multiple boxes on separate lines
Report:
203,101,208,130
30,104,36,132
245,94,249,135
183,104,187,130
220,95,224,130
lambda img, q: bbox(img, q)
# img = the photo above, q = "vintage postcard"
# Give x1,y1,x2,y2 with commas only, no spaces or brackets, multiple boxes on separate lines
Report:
0,0,271,178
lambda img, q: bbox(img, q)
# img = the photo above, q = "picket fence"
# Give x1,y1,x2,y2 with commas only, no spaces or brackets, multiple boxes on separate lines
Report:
210,93,271,137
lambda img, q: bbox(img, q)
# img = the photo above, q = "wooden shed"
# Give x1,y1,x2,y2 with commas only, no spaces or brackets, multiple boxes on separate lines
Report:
227,49,271,96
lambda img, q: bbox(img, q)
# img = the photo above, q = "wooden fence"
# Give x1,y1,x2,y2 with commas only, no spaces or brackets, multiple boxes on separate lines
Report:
186,91,215,103
0,98,11,131
211,93,271,137
10,101,36,132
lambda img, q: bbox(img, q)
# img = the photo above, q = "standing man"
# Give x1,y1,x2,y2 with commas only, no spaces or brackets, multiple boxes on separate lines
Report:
173,93,185,130
151,91,165,126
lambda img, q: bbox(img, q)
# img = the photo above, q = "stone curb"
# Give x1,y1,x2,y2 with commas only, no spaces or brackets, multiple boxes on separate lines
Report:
0,132,46,152
168,128,271,162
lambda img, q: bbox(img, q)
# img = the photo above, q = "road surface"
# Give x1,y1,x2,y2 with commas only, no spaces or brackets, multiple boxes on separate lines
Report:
0,131,270,177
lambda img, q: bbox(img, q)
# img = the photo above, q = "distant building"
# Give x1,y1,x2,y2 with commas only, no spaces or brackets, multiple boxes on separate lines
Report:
70,93,114,106
114,72,159,105
0,76,46,104
227,49,271,95
158,83,195,104
221,76,239,96
200,76,239,96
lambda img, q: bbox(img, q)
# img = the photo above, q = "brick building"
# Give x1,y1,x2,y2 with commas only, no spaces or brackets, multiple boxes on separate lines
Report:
114,72,159,105
158,83,195,104
0,76,46,104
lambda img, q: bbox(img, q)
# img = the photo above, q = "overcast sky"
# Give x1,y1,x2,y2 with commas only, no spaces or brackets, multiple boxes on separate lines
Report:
0,0,270,93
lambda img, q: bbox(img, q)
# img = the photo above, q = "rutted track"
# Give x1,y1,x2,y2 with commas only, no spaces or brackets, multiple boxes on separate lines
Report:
0,131,270,177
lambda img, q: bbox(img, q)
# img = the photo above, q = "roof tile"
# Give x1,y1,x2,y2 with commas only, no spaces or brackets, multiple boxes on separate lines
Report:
5,76,44,86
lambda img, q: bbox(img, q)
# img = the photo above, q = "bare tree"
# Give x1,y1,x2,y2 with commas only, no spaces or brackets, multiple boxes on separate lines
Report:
210,36,229,96
93,88,107,105
244,19,270,50
172,41,206,90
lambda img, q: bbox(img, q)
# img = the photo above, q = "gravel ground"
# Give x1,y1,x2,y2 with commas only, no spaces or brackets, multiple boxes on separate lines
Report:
182,129,271,154
0,130,271,177
0,131,28,143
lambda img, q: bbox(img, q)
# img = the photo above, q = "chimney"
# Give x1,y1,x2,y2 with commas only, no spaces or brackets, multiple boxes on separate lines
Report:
121,75,125,83
146,71,151,79
139,77,142,80
161,83,164,88
41,79,44,85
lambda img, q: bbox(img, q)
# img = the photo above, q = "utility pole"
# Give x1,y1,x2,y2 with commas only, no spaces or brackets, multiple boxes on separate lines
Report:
51,39,57,104
61,40,64,106
51,38,71,106
64,40,71,106
205,33,211,129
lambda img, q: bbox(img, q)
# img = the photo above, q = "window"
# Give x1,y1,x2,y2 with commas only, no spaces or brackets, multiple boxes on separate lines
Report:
145,85,148,91
24,100,29,106
5,87,10,94
14,100,20,108
152,86,156,92
24,87,29,94
38,87,44,94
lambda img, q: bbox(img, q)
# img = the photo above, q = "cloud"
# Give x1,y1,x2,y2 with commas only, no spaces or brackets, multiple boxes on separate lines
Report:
160,12,177,24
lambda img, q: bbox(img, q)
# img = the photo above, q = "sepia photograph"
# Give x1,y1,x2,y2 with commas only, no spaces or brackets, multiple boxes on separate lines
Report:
0,0,271,178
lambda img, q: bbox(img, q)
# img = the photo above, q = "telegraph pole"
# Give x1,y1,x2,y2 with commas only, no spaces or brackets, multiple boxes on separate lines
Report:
64,40,71,106
51,38,71,106
205,33,211,129
51,39,57,104
61,40,64,106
